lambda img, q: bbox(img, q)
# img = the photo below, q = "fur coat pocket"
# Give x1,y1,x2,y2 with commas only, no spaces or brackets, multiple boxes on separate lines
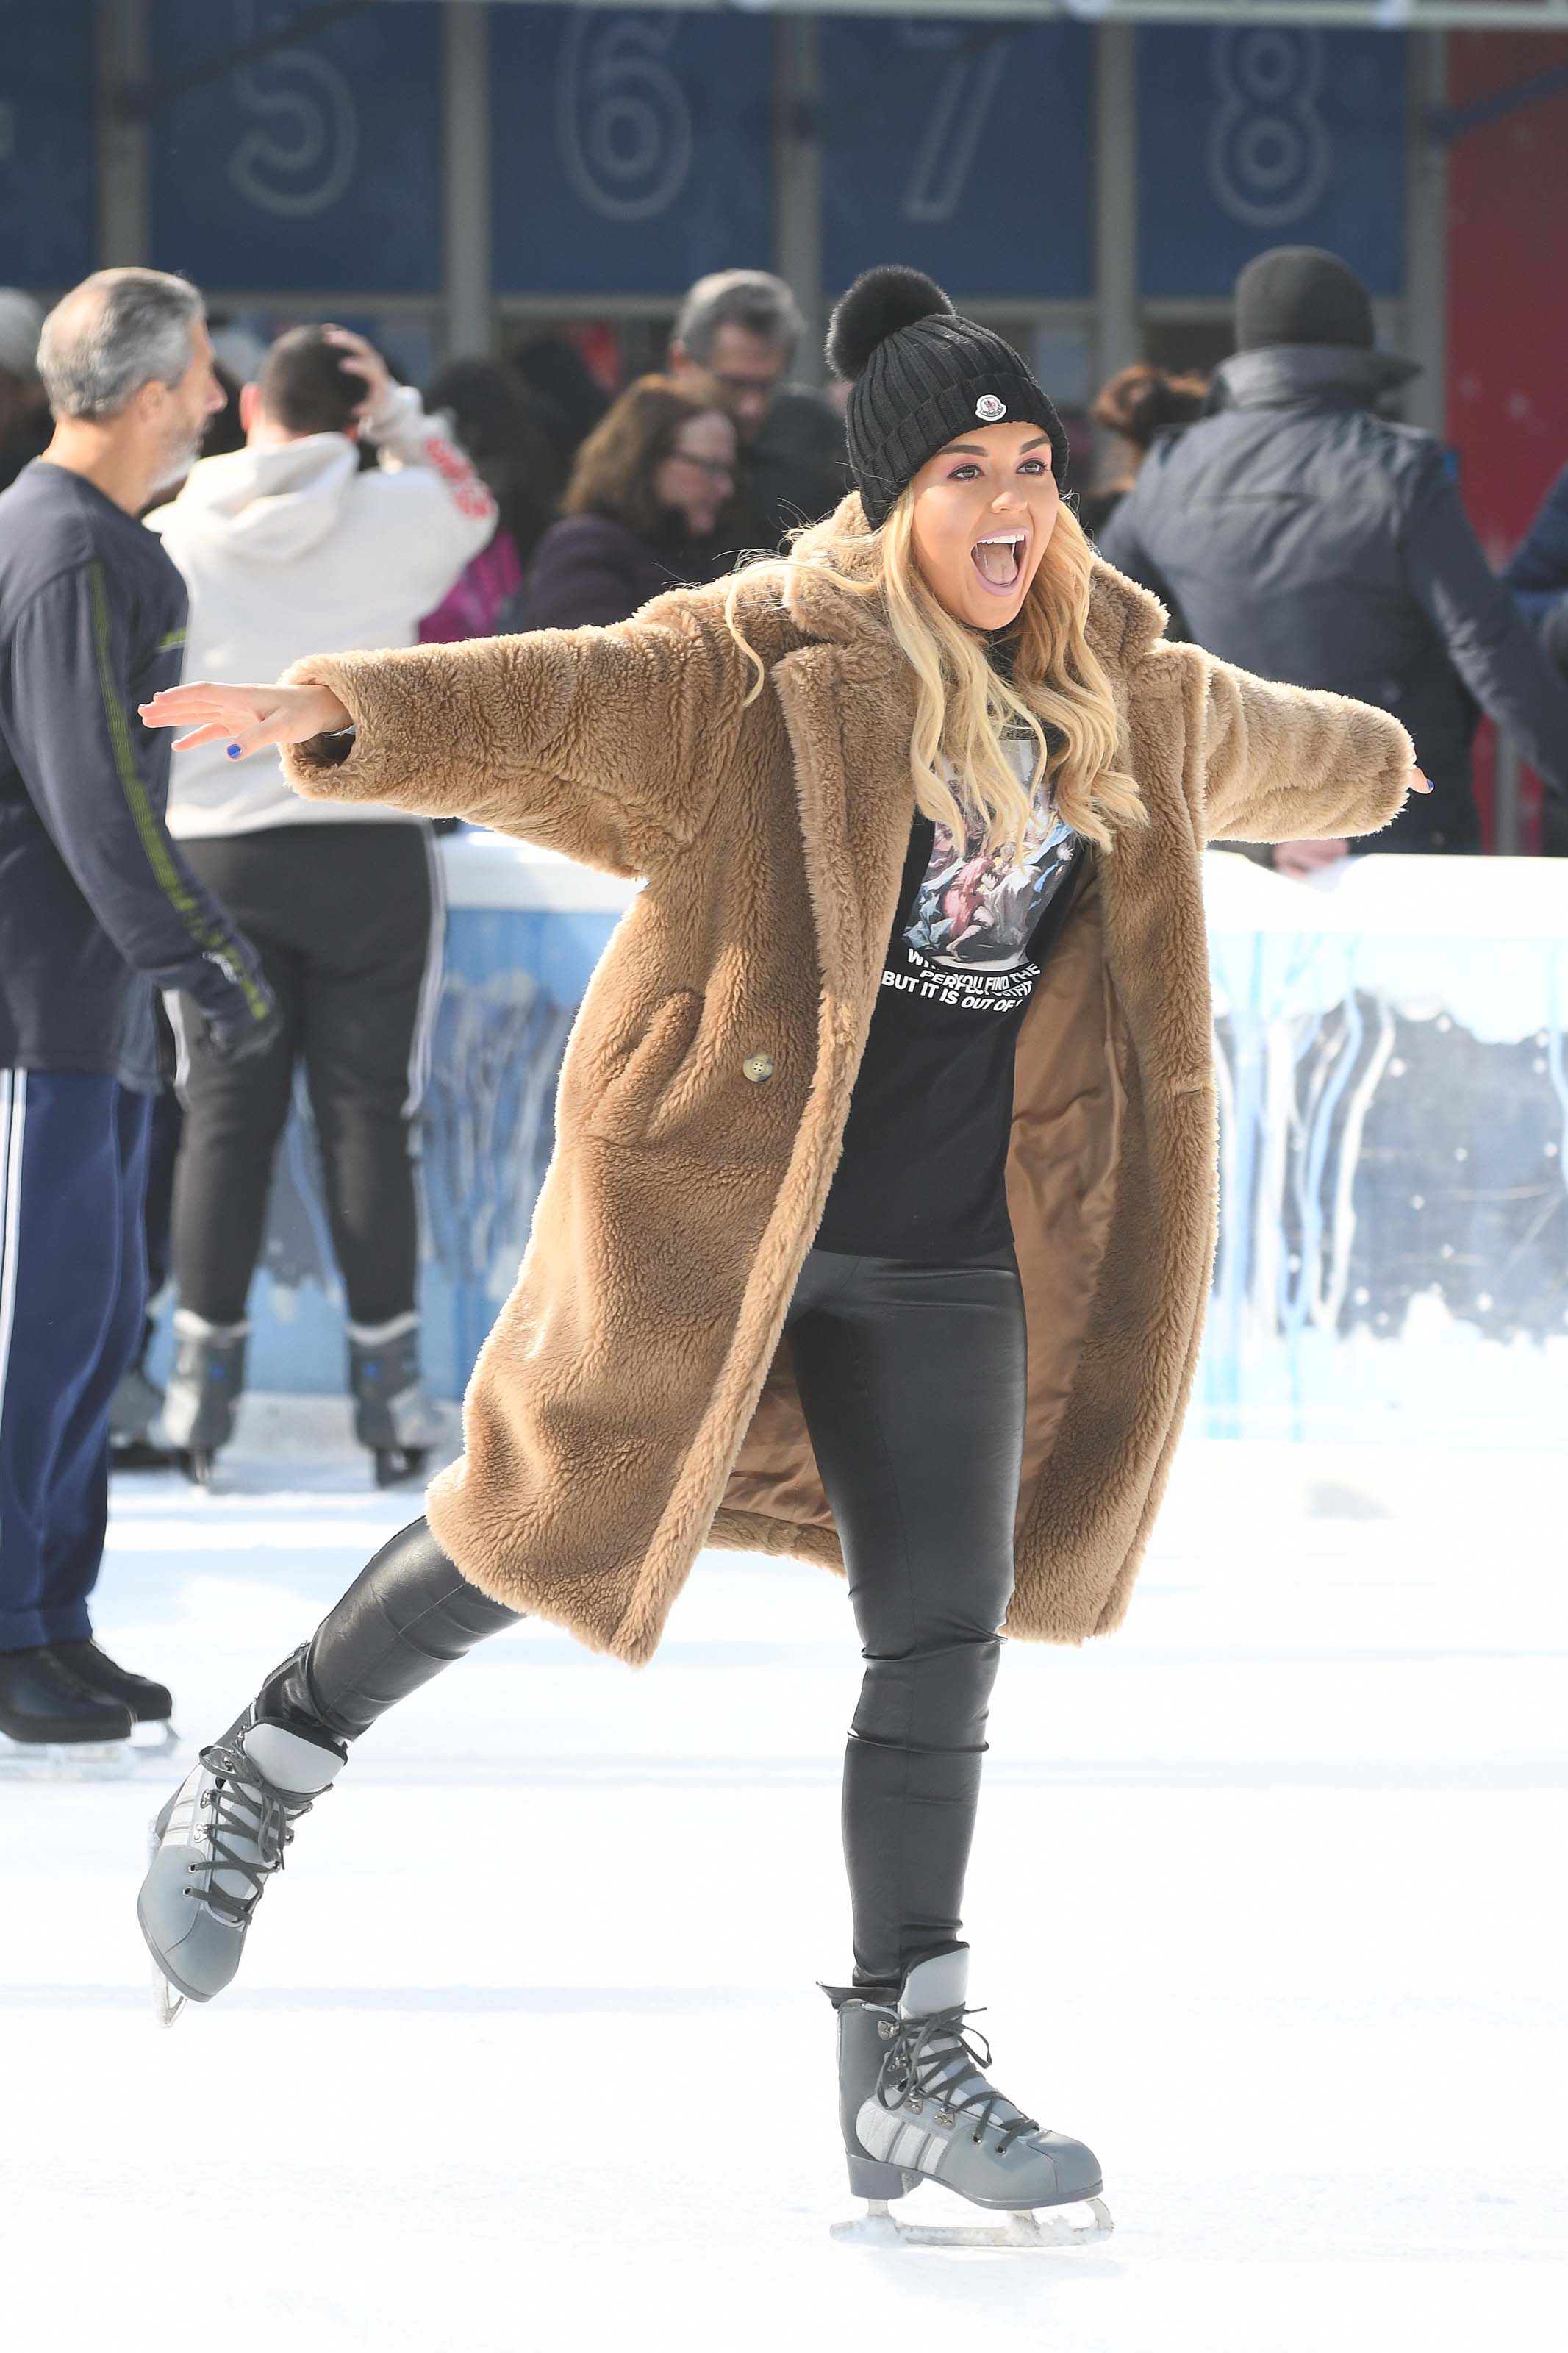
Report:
587,990,706,1146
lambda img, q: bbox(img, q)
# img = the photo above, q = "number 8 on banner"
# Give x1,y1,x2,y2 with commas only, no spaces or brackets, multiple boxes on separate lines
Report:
1206,28,1331,231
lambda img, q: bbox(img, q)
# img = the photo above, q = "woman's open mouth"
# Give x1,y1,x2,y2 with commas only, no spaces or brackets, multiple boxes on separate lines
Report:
970,529,1028,593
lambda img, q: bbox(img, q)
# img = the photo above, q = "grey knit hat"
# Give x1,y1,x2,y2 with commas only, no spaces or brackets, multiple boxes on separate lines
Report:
827,266,1068,527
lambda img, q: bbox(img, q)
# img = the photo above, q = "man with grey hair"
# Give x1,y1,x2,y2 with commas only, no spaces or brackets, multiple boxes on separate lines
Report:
0,268,276,1754
670,268,845,563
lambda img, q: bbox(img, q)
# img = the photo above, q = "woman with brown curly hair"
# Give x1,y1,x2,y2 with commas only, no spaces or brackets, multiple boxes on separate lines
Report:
136,269,1425,2249
1078,362,1209,540
515,371,736,631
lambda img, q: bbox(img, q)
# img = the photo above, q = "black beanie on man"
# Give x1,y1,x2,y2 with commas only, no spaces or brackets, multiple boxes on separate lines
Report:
1234,246,1377,352
827,266,1069,527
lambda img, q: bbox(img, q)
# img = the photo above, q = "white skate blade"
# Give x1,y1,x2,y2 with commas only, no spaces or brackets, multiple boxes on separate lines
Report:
151,1957,187,2029
129,1720,180,1761
0,1732,136,1782
0,1724,180,1780
832,2195,1113,2250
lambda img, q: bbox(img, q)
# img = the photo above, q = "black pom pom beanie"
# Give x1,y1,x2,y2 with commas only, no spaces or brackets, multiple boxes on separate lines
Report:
827,265,1069,527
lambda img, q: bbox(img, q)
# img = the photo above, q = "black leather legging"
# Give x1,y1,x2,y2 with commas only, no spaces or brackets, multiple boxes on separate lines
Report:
270,1244,1027,1989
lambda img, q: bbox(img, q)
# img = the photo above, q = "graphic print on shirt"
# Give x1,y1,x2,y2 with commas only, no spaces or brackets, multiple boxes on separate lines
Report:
891,738,1079,1015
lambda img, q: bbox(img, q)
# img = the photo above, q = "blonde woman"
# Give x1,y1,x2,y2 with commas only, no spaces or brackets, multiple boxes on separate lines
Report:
136,271,1427,2246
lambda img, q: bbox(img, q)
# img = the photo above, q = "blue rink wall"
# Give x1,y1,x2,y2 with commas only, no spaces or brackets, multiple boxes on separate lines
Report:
173,838,1568,1452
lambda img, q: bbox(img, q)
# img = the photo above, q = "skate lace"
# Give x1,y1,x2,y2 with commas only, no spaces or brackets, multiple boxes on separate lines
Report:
875,2003,1040,2155
191,1736,322,1926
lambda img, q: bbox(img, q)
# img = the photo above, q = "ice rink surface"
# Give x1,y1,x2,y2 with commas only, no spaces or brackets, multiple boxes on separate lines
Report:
4,1403,1565,2353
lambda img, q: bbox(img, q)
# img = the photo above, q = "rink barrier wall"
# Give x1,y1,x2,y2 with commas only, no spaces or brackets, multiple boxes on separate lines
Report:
150,835,1568,1452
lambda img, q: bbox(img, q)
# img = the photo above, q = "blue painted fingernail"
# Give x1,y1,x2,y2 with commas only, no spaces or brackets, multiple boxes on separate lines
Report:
226,743,242,759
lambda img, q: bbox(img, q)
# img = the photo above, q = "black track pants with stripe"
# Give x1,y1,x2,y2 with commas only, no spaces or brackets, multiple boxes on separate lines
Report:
0,1071,152,1650
172,822,442,1331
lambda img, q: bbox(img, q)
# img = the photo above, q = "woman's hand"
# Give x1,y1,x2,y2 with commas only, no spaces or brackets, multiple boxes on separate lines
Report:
138,679,352,760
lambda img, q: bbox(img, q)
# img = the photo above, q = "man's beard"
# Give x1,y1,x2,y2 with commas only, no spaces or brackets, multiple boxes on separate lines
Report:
148,422,204,499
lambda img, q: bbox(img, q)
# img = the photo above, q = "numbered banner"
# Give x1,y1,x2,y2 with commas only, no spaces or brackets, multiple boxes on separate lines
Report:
1138,27,1407,300
0,0,95,288
148,0,442,292
820,20,1092,302
491,7,773,296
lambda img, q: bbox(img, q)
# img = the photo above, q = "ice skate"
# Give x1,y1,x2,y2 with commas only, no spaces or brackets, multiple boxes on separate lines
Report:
0,1644,137,1779
160,1311,248,1486
826,1948,1112,2249
348,1314,445,1488
49,1638,178,1757
137,1649,346,2024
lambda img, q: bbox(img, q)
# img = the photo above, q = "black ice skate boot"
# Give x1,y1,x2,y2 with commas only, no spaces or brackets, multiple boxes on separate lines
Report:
137,1646,346,2025
160,1311,248,1485
347,1313,444,1488
0,1644,135,1766
824,1947,1112,2249
48,1640,175,1753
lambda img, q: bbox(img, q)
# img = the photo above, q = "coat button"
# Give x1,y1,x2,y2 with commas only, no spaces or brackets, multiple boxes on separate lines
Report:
742,1052,774,1082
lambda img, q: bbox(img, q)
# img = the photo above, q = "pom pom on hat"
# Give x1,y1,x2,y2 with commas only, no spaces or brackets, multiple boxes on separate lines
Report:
826,266,953,383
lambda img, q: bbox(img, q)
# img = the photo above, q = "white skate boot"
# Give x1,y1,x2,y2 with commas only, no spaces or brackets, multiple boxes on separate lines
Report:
826,1947,1113,2249
137,1660,346,2025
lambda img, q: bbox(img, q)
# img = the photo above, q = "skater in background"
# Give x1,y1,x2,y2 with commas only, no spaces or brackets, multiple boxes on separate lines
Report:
0,268,276,1752
512,374,736,632
150,324,495,1485
137,269,1427,2241
1100,245,1568,864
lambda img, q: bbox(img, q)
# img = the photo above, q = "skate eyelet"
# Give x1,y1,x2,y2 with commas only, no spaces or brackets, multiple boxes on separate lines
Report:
877,2021,895,2040
937,2109,955,2128
904,2097,923,2115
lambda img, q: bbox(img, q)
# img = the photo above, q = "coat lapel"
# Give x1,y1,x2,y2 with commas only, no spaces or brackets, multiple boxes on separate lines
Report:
770,638,915,1040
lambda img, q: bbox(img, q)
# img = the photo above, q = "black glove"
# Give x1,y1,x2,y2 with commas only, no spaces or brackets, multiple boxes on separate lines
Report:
201,976,282,1065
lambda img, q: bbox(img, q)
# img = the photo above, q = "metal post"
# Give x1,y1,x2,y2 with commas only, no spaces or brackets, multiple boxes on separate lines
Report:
1494,732,1524,857
1094,22,1140,391
443,0,493,360
97,0,150,266
1404,30,1449,438
774,13,824,385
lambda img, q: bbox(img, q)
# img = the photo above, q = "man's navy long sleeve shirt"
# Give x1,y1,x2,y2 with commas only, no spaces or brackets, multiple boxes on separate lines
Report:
0,461,269,1088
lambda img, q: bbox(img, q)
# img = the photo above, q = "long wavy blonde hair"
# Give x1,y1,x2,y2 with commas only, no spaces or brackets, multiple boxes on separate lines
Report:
725,495,1145,860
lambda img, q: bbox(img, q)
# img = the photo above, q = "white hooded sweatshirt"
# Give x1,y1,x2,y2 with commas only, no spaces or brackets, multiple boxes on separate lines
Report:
151,385,496,838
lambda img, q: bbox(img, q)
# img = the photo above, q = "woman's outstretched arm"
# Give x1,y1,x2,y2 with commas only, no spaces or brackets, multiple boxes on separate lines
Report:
140,590,748,879
1189,650,1428,845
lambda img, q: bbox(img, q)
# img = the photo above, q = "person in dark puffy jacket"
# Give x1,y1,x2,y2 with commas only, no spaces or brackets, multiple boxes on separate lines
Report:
512,374,734,632
1503,465,1568,676
1101,248,1568,860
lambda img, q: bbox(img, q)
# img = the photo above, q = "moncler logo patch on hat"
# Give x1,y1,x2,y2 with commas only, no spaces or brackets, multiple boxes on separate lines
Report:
975,393,1006,422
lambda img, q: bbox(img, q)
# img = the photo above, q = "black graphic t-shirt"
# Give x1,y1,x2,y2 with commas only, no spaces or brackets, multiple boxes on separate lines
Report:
814,734,1085,1261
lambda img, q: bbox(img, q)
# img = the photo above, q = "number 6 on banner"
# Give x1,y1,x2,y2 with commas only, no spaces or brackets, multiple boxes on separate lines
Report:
557,9,693,224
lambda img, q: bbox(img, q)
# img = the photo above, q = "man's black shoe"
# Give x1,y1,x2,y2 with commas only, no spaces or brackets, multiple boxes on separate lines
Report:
48,1639,173,1726
0,1646,135,1744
